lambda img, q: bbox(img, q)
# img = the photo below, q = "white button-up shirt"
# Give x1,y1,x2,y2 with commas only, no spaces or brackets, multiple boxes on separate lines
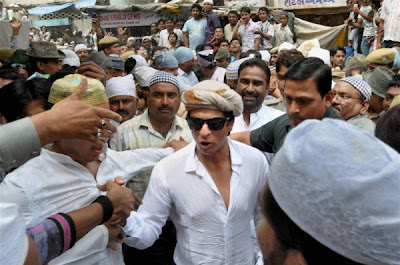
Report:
232,104,284,133
238,19,261,52
123,139,268,265
0,147,173,265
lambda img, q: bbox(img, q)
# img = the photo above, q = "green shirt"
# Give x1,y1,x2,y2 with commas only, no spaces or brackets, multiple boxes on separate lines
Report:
250,107,342,153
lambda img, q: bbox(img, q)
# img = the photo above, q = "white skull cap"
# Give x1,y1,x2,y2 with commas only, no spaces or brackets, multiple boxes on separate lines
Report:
269,118,400,265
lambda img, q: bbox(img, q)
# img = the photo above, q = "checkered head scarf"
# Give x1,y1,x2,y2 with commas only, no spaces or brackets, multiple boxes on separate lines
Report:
149,71,180,89
340,76,372,101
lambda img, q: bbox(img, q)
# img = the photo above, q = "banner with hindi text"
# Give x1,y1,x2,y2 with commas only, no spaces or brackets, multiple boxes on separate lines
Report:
274,0,346,9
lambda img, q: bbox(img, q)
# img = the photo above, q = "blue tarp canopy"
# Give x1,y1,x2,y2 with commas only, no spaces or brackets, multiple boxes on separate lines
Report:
28,0,96,16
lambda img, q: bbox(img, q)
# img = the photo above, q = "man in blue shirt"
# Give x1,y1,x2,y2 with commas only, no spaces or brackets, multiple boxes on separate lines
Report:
183,4,207,50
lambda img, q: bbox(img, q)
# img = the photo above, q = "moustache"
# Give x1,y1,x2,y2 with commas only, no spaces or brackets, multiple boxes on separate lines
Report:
158,107,172,111
332,104,341,111
242,91,258,97
116,109,129,115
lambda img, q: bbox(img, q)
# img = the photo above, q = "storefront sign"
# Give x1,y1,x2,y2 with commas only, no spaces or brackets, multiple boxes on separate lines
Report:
274,0,346,9
99,11,162,28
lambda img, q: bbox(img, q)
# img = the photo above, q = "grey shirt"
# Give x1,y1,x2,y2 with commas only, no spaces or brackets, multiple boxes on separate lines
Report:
347,114,376,135
0,118,41,181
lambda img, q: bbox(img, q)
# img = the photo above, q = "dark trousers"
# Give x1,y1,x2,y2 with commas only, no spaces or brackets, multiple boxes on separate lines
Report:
123,221,176,265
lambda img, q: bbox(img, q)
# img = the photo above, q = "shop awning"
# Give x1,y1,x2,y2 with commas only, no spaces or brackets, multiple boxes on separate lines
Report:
27,0,96,16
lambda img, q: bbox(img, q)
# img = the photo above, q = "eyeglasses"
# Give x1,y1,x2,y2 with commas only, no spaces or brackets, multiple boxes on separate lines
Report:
332,92,360,101
11,63,26,69
187,117,231,131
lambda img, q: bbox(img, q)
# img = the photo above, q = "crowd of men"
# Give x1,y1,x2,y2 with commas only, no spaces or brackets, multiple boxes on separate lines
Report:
0,0,399,264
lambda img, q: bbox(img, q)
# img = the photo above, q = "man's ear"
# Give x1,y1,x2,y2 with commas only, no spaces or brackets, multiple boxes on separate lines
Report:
324,90,334,108
37,61,44,71
360,100,369,115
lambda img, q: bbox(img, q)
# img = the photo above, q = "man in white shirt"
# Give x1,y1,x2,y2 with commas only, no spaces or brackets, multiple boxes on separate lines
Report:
40,26,51,41
0,74,178,265
122,80,268,265
174,47,199,92
224,10,239,42
106,74,137,125
233,7,261,52
232,58,284,133
255,7,274,51
159,18,184,48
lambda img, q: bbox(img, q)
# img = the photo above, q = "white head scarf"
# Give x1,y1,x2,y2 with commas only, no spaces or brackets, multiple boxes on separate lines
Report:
106,74,136,99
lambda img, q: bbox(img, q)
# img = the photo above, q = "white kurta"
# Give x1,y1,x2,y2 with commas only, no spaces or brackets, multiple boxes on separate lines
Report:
0,146,173,265
232,104,284,133
123,139,268,265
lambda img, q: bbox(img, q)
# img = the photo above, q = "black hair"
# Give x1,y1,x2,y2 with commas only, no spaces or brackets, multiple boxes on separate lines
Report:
26,78,52,105
217,38,229,47
241,6,251,14
259,7,269,13
195,44,205,53
371,0,381,8
151,22,157,27
387,75,400,89
157,19,165,25
48,65,77,83
275,50,305,73
330,46,346,57
191,3,202,12
238,58,271,84
284,57,331,98
345,66,366,77
375,105,400,153
0,78,51,122
240,50,262,60
263,187,362,265
0,79,27,122
175,18,184,23
203,43,214,50
151,46,165,57
165,18,174,23
228,10,239,18
230,37,242,46
124,57,136,74
0,68,23,80
168,32,178,40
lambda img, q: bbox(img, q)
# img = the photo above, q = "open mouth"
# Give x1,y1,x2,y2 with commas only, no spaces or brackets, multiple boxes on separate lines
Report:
199,141,212,149
92,146,104,155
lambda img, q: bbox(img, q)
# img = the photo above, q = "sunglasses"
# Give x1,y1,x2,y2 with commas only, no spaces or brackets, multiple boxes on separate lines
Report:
187,117,231,131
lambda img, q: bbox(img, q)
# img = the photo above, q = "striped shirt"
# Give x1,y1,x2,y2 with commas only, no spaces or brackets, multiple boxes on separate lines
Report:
109,110,193,198
381,0,400,42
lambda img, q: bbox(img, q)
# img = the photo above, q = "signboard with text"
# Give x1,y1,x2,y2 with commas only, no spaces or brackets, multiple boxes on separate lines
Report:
274,0,346,9
99,11,162,28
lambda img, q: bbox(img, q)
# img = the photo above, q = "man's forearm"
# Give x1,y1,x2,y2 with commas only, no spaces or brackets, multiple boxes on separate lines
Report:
229,131,252,146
